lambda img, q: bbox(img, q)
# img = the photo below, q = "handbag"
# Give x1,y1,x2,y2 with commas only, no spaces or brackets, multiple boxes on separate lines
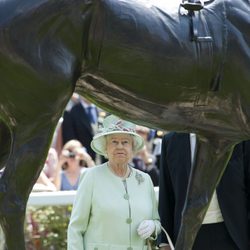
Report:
147,226,175,250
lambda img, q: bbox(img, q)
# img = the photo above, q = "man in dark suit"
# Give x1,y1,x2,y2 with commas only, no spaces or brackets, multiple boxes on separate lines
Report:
158,132,250,250
62,97,98,160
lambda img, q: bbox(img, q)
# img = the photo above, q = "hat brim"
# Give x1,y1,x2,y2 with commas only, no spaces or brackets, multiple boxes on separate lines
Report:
91,131,145,157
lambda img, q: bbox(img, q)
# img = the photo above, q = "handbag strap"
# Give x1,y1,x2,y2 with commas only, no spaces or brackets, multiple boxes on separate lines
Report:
161,226,174,250
146,226,175,250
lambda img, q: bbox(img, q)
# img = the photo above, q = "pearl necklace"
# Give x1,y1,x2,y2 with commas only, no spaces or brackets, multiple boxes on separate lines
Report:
107,162,131,179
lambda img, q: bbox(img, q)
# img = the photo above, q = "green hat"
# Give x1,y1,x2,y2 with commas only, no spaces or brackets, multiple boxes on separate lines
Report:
91,115,145,157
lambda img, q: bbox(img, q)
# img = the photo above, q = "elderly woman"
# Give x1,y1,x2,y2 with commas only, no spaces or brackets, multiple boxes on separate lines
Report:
68,115,161,250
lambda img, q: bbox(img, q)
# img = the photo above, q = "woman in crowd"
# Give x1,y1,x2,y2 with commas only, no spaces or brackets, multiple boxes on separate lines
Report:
33,147,58,192
68,115,161,250
54,139,95,191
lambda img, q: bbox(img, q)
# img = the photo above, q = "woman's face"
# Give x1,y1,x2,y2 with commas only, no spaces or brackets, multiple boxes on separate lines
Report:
106,134,134,165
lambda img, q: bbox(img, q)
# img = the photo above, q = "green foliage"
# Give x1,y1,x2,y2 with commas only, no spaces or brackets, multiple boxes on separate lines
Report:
25,205,72,250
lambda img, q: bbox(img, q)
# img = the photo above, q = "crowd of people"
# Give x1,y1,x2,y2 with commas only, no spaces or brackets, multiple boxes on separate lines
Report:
33,93,162,192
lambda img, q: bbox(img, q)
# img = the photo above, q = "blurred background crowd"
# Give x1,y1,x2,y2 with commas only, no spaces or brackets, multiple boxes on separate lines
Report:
33,93,165,192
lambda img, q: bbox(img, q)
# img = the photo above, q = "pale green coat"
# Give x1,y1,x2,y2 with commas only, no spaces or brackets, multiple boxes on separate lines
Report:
68,163,160,250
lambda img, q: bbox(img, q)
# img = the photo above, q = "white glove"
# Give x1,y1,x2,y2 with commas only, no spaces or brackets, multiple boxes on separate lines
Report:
137,220,155,239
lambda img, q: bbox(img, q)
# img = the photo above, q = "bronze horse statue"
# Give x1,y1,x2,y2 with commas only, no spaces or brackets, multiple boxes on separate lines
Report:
0,0,249,249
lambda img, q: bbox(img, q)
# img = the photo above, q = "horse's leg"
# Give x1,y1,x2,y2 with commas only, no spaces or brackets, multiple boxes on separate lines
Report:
0,121,12,249
0,121,11,170
175,136,235,250
0,122,57,250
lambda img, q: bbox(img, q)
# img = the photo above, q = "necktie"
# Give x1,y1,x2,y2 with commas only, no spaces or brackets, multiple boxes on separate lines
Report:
86,106,96,124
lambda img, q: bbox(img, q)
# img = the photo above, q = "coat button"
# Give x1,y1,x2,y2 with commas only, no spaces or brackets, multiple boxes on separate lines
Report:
124,194,129,200
126,218,132,224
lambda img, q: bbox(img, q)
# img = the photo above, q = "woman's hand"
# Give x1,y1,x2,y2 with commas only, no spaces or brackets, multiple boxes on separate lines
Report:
75,148,95,167
60,149,70,163
137,220,155,239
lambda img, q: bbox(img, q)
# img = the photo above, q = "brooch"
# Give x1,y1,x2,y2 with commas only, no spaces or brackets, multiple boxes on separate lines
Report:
135,172,144,185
